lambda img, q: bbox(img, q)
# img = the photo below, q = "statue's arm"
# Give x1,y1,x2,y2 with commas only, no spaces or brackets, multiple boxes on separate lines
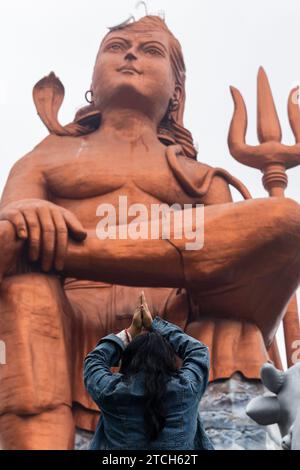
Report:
0,152,48,205
200,172,234,205
0,149,86,272
173,157,234,205
173,155,250,204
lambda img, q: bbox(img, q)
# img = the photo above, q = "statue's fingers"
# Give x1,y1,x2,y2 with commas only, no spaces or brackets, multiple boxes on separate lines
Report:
51,209,68,271
4,210,28,239
23,209,41,262
37,206,55,272
62,210,87,241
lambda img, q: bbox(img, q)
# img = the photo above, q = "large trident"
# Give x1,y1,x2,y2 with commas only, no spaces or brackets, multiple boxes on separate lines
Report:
228,67,300,367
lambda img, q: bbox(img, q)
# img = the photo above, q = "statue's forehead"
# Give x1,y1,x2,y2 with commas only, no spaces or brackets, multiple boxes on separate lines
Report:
101,29,170,50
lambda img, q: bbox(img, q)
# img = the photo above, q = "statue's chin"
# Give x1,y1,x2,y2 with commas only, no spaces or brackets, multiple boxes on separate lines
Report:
97,81,163,115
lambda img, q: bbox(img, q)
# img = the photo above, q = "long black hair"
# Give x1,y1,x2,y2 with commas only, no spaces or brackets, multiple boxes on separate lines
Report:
119,330,180,441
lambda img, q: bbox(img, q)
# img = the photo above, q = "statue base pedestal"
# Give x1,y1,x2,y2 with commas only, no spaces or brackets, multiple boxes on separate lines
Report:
74,429,95,450
74,372,281,450
200,372,281,450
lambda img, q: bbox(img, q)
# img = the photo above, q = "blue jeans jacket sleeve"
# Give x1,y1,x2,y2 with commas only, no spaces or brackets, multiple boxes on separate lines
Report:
151,316,210,398
84,316,210,404
83,333,125,404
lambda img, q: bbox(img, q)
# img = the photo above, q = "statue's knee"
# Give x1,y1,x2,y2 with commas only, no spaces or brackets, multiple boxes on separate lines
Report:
3,272,41,292
263,197,300,225
256,198,300,247
0,273,66,342
1,273,63,309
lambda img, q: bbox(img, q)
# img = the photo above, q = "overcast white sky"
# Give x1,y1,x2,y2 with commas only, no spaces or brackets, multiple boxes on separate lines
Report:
1,0,300,367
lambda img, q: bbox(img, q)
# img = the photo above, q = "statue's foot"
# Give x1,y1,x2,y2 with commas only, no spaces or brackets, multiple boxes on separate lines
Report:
0,221,23,283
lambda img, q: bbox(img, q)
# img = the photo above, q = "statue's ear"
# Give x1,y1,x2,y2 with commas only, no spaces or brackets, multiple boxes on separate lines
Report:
171,85,183,113
261,362,285,393
246,396,280,425
173,85,182,101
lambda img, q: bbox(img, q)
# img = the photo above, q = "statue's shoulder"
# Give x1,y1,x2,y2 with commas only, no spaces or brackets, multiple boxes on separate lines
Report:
13,133,82,171
32,133,81,153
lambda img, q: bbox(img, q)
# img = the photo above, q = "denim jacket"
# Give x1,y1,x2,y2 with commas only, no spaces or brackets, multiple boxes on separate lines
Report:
83,316,214,450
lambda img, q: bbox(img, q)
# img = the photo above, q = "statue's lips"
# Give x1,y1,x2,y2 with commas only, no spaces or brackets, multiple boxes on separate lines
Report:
117,66,142,75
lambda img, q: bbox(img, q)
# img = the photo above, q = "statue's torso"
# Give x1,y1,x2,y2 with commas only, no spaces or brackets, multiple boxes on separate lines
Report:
37,133,208,229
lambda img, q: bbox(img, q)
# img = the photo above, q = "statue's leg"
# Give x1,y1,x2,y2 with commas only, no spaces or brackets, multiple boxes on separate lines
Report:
0,405,74,450
0,272,74,450
63,197,300,343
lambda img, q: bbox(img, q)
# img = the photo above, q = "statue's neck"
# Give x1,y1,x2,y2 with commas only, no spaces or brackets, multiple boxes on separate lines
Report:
93,108,162,147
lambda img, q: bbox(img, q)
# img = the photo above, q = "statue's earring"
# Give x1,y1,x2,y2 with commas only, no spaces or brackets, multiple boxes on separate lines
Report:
85,89,94,104
168,98,179,120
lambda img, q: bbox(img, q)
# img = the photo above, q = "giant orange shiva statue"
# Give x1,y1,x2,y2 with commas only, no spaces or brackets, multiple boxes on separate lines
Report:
0,15,300,449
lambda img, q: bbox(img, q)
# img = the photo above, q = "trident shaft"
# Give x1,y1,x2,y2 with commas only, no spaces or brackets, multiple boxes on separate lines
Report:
228,66,300,367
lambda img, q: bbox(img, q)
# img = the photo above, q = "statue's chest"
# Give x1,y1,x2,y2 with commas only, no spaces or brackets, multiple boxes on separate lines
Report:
45,148,191,205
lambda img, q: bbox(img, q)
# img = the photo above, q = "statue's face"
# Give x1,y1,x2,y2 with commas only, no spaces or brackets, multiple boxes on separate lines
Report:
92,29,176,122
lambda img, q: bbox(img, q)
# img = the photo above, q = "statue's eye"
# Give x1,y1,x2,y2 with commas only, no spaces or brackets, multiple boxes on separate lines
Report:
107,43,123,52
145,47,162,56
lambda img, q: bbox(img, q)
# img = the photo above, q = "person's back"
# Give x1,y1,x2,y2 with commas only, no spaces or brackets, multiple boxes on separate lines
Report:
84,293,214,450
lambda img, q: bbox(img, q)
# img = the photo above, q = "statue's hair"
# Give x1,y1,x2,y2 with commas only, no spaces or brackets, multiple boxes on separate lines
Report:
74,15,197,159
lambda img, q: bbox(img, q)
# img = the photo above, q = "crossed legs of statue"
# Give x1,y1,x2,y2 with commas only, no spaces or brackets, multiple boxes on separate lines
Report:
1,197,300,448
0,221,188,449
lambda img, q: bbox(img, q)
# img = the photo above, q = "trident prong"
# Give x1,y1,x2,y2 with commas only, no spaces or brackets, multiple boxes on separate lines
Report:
288,85,300,143
257,67,282,143
228,67,300,172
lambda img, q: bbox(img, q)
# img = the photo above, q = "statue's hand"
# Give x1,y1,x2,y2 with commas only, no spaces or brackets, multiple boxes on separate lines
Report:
0,199,87,272
0,221,23,283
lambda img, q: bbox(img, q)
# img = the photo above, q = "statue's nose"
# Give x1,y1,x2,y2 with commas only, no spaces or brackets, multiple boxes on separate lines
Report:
124,50,137,61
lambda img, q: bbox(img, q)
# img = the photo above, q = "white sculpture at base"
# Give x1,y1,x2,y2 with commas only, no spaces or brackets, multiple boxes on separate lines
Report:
246,362,300,450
